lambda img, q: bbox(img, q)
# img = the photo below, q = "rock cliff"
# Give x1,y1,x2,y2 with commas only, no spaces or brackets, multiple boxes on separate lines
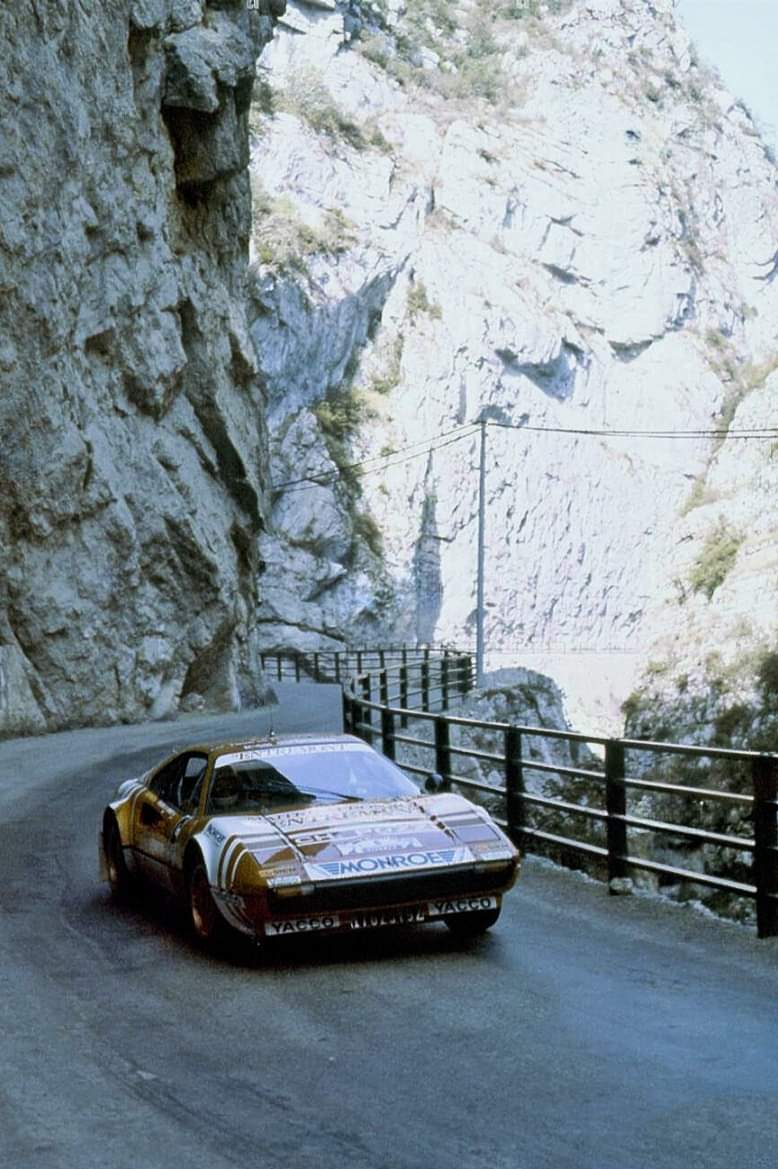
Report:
249,0,778,736
0,0,285,736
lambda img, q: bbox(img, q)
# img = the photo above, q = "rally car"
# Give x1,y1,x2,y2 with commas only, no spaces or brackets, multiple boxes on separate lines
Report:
100,732,520,947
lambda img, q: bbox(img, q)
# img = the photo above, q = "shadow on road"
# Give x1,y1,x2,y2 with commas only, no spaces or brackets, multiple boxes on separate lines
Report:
87,881,501,973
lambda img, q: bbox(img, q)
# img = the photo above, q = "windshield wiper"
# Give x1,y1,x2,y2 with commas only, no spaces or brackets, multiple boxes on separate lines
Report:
294,786,362,803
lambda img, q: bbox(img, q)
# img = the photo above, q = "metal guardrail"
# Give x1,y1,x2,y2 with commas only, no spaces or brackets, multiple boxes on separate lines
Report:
260,646,474,699
263,647,778,938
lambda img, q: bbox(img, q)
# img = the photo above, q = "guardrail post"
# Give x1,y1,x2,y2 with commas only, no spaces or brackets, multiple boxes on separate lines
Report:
458,654,471,696
441,654,450,710
399,665,409,729
313,651,320,682
504,727,524,846
360,675,373,745
605,740,628,888
357,649,363,674
434,716,452,787
379,669,389,706
421,657,430,712
753,755,778,939
294,653,301,683
334,651,341,684
276,654,283,682
379,649,386,672
382,708,396,761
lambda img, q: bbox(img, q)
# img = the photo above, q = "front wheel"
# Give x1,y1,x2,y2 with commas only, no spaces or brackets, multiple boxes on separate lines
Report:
444,906,501,937
187,863,228,948
104,816,133,900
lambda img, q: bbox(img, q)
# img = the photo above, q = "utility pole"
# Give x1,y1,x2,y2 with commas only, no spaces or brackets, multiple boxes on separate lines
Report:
476,416,487,688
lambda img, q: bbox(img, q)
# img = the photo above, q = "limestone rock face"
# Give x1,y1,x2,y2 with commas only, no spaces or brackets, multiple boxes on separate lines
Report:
0,0,284,736
249,0,778,734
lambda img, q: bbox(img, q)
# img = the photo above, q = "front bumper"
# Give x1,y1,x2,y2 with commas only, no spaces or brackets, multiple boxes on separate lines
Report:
263,892,502,938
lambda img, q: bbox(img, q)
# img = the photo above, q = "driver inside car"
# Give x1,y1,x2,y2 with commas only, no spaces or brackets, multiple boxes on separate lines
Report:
209,767,242,812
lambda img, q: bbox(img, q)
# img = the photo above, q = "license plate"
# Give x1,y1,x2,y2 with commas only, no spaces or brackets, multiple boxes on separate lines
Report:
349,905,428,931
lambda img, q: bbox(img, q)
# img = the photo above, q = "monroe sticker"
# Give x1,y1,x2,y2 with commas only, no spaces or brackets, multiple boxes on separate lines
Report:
305,847,470,880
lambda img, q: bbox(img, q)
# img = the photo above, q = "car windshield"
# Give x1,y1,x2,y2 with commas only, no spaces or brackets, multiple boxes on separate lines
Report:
206,743,418,816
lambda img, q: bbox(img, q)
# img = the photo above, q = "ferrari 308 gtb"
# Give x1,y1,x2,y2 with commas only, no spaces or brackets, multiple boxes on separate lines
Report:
100,733,520,947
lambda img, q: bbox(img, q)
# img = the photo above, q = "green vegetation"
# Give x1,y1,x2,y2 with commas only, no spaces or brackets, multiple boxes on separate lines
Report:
312,388,375,490
251,184,357,272
679,475,718,518
352,511,384,558
356,0,572,107
678,340,777,522
251,70,276,118
369,336,404,396
407,280,442,322
689,519,743,601
276,68,391,152
620,690,644,724
310,383,386,562
704,335,778,449
757,650,778,698
645,659,670,679
712,703,751,746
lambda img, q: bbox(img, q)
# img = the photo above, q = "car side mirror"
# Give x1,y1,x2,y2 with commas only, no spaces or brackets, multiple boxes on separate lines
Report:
424,772,447,794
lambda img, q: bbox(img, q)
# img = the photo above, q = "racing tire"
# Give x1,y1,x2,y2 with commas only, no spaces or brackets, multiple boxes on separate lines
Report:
105,816,134,900
187,863,229,949
444,906,501,936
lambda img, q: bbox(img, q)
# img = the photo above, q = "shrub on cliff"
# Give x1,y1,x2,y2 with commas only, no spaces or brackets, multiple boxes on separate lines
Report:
689,520,743,600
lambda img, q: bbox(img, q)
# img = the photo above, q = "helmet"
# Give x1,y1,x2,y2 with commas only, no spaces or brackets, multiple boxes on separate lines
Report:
210,767,241,812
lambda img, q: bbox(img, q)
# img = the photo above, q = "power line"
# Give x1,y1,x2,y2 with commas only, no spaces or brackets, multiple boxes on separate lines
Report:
272,424,478,497
485,419,778,439
270,414,778,498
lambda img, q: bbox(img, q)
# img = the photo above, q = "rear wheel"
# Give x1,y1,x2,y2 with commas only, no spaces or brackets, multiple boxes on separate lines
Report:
444,906,501,936
187,863,228,948
105,816,133,900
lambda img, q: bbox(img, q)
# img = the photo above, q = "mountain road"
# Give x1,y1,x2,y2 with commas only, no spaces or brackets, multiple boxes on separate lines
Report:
1,683,776,1169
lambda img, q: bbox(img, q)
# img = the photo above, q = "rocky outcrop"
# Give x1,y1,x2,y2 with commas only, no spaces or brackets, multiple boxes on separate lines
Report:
248,0,778,735
0,0,285,736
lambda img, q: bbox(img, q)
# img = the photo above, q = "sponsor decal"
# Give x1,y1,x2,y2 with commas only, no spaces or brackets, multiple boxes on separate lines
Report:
335,835,423,857
267,914,340,936
271,800,422,831
429,895,497,916
293,828,424,853
217,838,245,890
206,823,226,845
292,830,334,846
306,847,470,880
216,742,373,769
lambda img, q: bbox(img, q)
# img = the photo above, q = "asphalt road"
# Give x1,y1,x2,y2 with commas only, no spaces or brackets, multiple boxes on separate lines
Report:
1,683,776,1169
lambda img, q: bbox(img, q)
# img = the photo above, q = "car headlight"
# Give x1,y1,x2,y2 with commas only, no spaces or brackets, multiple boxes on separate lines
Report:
466,840,516,873
266,872,314,897
468,840,514,862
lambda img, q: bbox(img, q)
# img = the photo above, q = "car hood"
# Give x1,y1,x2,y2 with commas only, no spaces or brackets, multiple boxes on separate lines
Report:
208,792,510,884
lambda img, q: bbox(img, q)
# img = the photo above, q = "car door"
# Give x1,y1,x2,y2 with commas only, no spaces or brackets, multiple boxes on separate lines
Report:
133,752,208,890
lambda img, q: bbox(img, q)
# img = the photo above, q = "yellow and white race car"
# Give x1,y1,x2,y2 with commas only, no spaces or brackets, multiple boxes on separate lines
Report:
100,733,520,947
